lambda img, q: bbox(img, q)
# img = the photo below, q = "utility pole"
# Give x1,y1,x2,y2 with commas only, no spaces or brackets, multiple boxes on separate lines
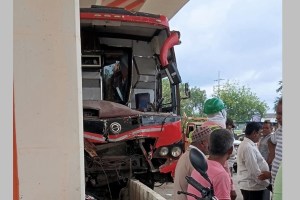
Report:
214,71,224,97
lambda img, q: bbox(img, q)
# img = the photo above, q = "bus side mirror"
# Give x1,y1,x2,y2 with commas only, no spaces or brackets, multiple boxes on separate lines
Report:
182,83,190,99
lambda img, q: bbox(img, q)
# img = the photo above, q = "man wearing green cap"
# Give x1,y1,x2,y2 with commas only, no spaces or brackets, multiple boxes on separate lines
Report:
202,97,237,200
202,97,227,129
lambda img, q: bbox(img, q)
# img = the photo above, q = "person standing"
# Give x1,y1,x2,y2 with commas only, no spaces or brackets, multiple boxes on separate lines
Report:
202,97,237,200
258,120,273,165
258,98,282,191
226,118,237,176
173,126,212,200
237,122,270,200
226,118,237,139
258,120,273,199
187,128,234,200
270,98,282,187
202,97,227,129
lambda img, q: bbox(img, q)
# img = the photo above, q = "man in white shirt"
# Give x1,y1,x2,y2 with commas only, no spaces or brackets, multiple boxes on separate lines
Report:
258,120,273,200
237,122,269,200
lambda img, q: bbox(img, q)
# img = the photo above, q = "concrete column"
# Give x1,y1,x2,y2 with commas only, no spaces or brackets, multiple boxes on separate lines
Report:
14,0,85,199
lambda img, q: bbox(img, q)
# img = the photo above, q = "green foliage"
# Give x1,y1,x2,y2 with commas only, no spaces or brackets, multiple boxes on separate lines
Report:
162,79,270,122
213,80,268,122
161,79,207,117
162,78,171,103
180,86,207,117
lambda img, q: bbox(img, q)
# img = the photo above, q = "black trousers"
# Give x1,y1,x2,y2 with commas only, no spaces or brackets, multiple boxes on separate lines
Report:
240,189,269,200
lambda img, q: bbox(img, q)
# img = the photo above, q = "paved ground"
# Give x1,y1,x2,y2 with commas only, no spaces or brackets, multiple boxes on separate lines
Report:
154,172,243,200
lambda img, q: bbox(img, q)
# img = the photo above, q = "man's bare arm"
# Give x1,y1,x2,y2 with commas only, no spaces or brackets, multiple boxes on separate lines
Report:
267,140,276,165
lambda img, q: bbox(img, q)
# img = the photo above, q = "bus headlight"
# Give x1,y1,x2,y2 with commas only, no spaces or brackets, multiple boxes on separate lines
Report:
171,146,182,157
159,147,169,156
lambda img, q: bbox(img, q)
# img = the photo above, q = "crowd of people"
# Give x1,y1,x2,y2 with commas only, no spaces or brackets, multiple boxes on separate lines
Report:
173,97,282,200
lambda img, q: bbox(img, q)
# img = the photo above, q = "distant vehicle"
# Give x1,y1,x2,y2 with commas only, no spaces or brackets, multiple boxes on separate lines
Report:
182,117,208,150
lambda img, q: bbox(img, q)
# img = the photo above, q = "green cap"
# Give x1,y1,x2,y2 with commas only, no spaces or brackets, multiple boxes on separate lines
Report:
203,97,225,115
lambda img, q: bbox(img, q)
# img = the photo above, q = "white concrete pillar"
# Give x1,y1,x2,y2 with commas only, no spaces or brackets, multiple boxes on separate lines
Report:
14,0,85,199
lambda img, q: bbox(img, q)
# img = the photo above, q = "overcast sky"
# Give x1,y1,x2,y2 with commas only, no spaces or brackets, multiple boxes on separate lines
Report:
169,0,282,113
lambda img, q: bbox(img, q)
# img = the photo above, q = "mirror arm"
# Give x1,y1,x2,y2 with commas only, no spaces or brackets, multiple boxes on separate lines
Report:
185,176,210,197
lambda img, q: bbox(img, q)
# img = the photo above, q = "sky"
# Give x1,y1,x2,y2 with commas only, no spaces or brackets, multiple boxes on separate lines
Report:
169,0,282,113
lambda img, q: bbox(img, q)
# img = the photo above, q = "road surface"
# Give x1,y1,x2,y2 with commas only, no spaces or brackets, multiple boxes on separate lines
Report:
154,172,243,200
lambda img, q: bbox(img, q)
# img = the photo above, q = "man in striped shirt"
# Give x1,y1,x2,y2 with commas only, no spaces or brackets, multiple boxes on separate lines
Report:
270,98,282,186
258,98,282,189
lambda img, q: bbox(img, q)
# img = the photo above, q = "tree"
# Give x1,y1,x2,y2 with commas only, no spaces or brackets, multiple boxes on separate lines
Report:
162,79,269,122
161,79,206,117
161,78,172,103
180,86,207,117
213,80,268,122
